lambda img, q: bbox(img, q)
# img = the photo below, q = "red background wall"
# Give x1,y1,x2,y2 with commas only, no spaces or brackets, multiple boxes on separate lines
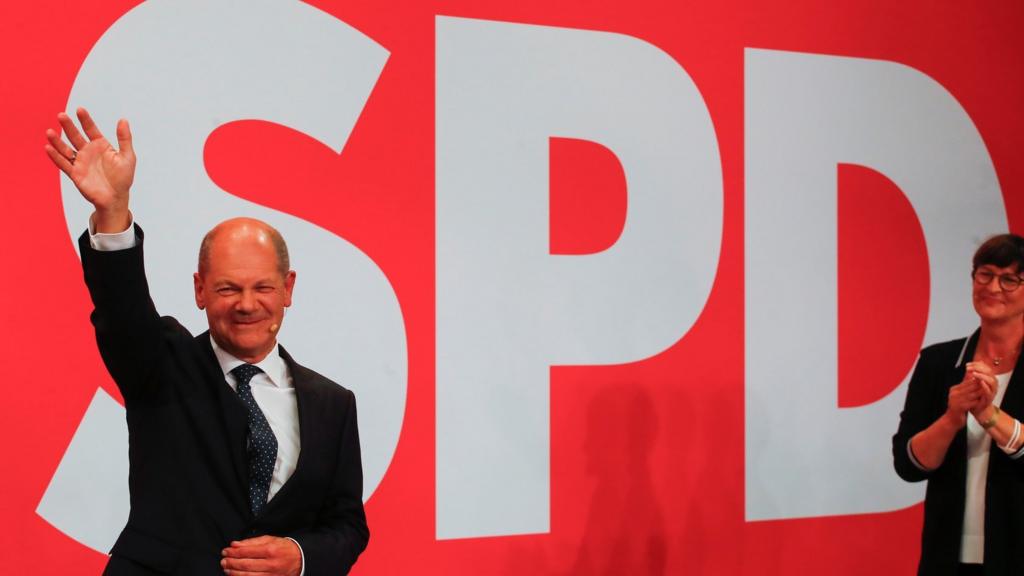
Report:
2,1,1023,573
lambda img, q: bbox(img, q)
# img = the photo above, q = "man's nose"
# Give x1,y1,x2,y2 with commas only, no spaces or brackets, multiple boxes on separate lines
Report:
237,289,258,312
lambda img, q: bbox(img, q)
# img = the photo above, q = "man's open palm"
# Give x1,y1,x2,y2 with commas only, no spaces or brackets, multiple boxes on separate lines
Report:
45,107,135,223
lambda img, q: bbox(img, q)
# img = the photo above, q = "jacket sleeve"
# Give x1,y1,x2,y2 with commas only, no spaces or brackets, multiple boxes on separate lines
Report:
291,389,370,575
79,225,166,407
892,347,944,482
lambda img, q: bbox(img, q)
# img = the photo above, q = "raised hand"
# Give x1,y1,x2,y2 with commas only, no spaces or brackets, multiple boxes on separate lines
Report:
45,107,135,232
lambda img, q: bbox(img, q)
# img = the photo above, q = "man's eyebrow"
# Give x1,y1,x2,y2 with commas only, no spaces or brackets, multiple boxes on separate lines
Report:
212,279,280,287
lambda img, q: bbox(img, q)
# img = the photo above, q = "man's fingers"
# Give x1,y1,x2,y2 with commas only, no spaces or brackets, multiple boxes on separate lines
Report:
221,555,274,571
224,544,271,558
76,107,105,141
44,145,73,175
57,112,87,149
46,128,77,159
116,118,134,156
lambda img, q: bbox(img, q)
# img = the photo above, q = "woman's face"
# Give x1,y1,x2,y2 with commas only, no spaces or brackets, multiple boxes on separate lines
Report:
972,263,1024,323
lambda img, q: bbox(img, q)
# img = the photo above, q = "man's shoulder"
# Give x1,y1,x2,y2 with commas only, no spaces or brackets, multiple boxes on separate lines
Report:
281,348,355,403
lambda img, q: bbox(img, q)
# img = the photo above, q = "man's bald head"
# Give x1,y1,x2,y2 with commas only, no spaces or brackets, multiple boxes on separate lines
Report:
197,218,290,279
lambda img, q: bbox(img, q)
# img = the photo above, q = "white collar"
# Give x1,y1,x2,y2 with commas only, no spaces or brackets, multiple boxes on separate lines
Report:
210,337,291,389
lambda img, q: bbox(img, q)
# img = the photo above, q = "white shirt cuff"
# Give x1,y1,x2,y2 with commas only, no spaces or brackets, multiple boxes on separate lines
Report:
88,214,136,251
285,537,306,576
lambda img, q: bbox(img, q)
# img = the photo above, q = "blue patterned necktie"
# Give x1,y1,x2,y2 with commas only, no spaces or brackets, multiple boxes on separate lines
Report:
231,363,279,517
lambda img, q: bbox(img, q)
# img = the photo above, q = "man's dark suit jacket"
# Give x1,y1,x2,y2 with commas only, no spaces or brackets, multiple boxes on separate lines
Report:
80,226,369,575
893,331,1024,576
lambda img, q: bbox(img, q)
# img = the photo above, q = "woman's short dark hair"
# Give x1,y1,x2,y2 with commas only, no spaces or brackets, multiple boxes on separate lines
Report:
973,234,1024,271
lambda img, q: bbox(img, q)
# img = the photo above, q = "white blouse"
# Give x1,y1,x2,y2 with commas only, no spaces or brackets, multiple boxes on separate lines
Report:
960,371,1012,563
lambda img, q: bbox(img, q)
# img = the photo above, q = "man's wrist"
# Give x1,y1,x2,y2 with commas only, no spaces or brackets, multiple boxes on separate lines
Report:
92,207,131,234
88,212,136,251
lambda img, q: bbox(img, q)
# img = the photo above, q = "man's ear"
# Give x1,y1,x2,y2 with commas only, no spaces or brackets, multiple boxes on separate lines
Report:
194,272,206,310
283,270,296,308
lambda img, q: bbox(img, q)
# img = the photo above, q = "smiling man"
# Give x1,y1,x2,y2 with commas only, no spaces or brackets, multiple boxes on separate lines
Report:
195,218,296,363
45,108,368,575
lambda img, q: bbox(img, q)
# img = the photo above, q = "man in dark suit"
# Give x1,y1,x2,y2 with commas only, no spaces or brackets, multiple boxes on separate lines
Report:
45,108,369,575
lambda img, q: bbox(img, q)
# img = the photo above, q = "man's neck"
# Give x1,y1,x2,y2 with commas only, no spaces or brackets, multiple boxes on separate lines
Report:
210,336,278,366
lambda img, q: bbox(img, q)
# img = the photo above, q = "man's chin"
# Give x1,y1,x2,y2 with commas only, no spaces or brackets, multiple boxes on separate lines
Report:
216,331,275,362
